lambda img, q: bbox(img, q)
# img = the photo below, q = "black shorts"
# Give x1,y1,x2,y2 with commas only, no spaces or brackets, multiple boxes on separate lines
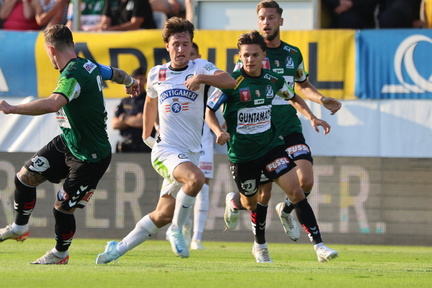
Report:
283,132,313,164
24,135,111,211
230,145,296,197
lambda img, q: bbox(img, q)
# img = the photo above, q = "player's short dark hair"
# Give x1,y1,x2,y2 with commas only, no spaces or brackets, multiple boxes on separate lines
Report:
162,17,194,43
256,0,283,16
192,42,199,54
44,24,74,51
131,67,146,78
237,30,267,52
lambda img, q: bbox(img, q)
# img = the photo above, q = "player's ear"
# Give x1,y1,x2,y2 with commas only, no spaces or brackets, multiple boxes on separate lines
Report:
280,17,284,27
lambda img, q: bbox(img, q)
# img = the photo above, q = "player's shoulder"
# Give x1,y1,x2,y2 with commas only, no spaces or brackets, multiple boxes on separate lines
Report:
190,58,218,71
279,41,302,56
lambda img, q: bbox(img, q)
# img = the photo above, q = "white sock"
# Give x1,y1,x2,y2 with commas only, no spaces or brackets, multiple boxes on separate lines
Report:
11,223,28,234
172,189,196,228
117,215,159,255
254,241,268,250
50,248,68,258
192,184,209,241
314,242,324,250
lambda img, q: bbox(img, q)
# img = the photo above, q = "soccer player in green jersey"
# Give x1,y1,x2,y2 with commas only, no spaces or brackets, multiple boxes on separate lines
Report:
0,24,139,264
206,30,338,263
227,0,342,252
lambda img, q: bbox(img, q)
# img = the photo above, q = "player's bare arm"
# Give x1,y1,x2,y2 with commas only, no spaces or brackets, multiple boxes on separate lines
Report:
295,80,342,115
289,94,331,135
205,108,230,145
185,70,236,91
0,93,67,115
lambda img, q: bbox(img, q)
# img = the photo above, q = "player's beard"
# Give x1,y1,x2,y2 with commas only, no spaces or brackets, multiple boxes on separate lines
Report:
265,27,280,42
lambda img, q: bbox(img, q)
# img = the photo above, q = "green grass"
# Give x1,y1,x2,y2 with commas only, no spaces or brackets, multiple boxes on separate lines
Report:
1,239,432,288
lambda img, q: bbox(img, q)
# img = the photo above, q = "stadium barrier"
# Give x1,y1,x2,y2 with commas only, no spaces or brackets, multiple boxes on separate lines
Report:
0,152,431,246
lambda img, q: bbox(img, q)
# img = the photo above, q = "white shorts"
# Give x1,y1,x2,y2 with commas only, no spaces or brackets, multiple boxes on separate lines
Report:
199,124,215,179
151,142,200,197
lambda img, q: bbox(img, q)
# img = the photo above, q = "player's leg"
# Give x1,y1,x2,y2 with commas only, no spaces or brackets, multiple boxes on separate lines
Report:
191,178,210,249
277,133,313,240
1,137,64,243
274,170,338,262
96,184,177,264
34,149,111,265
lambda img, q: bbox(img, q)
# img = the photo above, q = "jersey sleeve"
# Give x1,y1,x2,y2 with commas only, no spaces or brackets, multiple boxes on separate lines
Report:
276,79,295,100
207,88,228,111
195,58,220,76
146,66,159,99
295,60,309,83
53,75,80,102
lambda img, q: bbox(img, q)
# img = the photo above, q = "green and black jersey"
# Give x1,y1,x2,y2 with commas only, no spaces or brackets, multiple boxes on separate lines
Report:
265,41,309,137
53,58,111,162
212,68,294,163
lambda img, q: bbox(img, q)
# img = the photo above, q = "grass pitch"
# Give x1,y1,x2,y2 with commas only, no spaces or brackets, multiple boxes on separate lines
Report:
0,238,431,288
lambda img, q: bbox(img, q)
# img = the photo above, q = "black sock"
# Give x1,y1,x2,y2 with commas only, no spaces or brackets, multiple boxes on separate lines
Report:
14,175,36,225
251,203,267,244
284,192,310,214
294,198,322,244
53,208,76,252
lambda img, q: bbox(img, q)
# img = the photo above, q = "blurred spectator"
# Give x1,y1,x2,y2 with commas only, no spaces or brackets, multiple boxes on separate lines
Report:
0,0,40,30
377,0,423,28
66,0,105,31
150,0,183,17
321,0,378,29
421,0,432,28
0,0,4,27
35,0,69,29
112,67,156,153
93,0,156,31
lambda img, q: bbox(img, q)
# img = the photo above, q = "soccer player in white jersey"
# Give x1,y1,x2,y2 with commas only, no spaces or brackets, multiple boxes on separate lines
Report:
174,42,216,250
95,17,236,263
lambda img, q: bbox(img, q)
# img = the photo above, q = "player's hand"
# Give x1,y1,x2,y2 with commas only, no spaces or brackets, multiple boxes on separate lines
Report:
322,97,342,115
125,79,140,97
310,118,331,135
184,75,201,91
216,131,230,145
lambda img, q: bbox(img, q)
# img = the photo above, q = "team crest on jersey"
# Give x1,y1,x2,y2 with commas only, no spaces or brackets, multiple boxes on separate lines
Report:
166,98,189,114
274,60,280,67
266,85,274,98
262,58,270,69
285,57,294,69
159,68,167,81
185,74,194,81
239,88,251,102
255,90,261,97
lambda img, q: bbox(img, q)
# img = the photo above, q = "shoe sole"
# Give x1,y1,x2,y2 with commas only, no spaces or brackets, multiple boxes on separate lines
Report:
0,231,29,242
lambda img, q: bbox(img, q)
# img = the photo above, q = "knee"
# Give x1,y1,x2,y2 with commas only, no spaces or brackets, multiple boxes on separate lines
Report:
300,178,314,194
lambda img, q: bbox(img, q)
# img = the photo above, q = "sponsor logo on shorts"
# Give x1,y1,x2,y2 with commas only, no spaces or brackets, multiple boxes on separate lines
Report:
286,144,310,157
241,179,257,196
266,157,290,172
57,189,69,201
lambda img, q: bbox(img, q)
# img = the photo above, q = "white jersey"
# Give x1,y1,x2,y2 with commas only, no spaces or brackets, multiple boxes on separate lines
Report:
147,58,220,153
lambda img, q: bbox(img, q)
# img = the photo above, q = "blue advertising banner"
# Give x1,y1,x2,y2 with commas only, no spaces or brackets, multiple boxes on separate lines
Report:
0,31,39,97
356,29,432,99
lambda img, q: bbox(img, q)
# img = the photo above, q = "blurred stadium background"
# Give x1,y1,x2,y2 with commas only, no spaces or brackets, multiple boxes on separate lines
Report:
0,0,431,246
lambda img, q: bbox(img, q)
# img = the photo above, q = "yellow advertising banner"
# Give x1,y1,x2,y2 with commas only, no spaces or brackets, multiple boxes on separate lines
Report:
35,29,355,99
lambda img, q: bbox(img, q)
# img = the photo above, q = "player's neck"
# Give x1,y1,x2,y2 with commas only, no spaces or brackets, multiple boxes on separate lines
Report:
265,37,281,49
